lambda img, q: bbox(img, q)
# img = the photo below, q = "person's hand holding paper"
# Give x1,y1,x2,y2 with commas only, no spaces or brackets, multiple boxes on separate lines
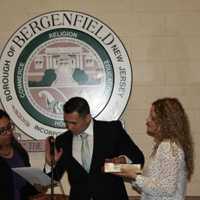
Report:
12,167,57,188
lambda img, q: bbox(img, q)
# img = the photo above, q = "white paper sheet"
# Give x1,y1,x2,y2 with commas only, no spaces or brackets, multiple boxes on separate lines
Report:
12,167,54,187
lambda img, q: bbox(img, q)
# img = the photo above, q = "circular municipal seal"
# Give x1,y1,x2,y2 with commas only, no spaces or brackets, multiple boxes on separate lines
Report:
0,11,132,139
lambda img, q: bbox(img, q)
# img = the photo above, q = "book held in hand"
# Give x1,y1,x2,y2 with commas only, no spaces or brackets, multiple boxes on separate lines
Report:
104,163,142,174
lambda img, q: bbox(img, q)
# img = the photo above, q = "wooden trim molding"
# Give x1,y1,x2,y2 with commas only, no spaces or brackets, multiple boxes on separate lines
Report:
129,196,200,200
44,195,200,200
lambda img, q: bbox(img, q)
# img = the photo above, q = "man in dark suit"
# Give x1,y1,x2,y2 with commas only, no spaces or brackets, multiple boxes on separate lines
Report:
45,97,144,200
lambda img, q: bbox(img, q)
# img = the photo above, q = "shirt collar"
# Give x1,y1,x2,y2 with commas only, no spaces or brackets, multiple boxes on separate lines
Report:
84,118,93,136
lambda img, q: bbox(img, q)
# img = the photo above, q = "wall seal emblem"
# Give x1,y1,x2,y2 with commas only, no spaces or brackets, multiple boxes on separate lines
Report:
0,11,132,139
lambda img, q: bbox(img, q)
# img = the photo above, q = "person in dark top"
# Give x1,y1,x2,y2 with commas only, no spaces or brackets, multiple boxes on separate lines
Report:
0,156,14,200
0,109,47,200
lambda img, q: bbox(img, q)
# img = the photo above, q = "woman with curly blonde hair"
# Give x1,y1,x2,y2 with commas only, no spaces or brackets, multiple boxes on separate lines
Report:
114,97,194,200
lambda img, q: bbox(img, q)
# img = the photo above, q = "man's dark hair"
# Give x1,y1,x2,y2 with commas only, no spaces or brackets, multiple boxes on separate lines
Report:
0,109,10,119
63,97,90,117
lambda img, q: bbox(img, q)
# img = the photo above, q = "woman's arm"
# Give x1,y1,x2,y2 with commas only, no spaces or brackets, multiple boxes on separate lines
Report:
134,142,185,196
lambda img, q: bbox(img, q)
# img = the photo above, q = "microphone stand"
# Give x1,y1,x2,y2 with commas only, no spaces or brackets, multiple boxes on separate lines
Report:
49,137,55,200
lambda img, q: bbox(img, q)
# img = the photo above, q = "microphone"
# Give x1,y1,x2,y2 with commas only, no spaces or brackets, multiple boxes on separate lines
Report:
48,136,55,199
49,136,55,157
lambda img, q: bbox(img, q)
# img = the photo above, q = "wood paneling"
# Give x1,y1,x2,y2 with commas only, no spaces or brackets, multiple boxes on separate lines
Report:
46,195,200,200
129,196,200,200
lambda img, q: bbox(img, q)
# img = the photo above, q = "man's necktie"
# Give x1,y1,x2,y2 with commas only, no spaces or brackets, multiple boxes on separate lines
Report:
80,133,91,172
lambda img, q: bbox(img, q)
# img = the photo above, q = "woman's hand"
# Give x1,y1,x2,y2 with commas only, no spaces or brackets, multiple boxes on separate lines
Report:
114,164,138,180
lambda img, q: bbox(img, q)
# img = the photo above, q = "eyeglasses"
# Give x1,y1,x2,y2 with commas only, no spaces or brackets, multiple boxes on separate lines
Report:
0,123,15,136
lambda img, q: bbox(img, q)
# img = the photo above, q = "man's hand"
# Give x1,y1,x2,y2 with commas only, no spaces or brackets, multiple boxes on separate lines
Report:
105,156,127,164
45,137,63,166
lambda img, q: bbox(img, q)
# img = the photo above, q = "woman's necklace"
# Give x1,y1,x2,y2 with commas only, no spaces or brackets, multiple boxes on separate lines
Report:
0,147,14,158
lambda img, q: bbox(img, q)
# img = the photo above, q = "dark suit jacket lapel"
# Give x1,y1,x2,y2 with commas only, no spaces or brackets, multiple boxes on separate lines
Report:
68,131,73,153
90,120,104,172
